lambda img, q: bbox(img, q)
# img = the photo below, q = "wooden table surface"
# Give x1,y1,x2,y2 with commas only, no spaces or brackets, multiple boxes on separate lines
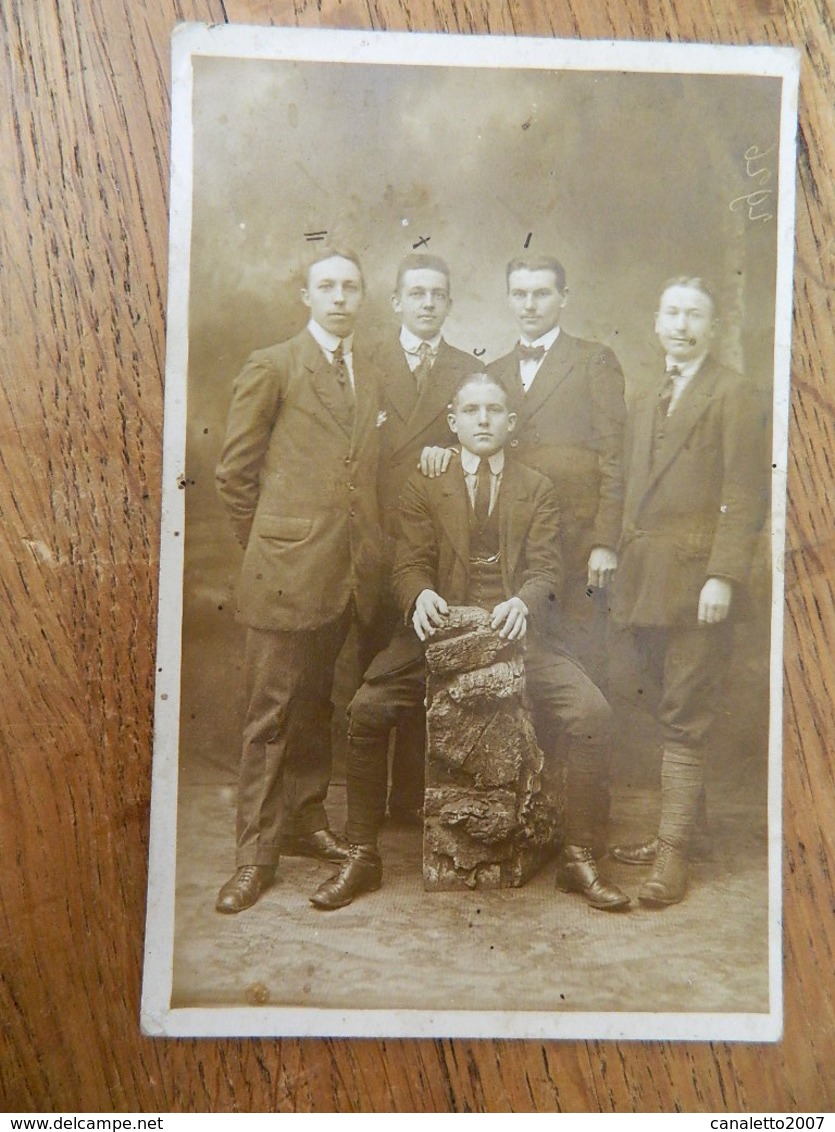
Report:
1,0,833,1113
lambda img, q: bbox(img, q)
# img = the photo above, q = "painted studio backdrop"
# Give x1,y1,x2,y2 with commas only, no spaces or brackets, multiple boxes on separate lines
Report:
172,53,779,1016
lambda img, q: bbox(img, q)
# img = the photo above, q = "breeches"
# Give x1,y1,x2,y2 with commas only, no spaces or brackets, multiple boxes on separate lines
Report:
630,623,733,756
630,622,734,849
345,633,613,846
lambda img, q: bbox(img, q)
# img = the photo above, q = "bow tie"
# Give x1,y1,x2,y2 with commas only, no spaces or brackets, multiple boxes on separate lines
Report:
666,364,682,377
517,343,546,362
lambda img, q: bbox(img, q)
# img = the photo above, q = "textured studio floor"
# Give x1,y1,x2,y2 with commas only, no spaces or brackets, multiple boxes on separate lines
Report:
171,761,770,1019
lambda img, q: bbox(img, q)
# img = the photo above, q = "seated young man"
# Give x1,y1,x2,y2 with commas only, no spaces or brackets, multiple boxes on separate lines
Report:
310,372,629,912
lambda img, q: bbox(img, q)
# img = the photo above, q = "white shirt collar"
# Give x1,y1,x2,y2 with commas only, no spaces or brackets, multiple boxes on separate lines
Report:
665,351,707,379
308,319,353,357
460,447,505,475
520,325,561,351
400,326,443,354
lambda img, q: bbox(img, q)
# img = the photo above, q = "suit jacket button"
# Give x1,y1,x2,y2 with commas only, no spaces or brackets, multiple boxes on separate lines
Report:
510,439,518,448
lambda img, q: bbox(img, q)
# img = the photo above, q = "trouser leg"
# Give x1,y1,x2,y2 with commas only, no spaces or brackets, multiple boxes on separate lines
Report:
344,633,426,845
281,606,353,836
344,735,390,846
388,707,427,813
525,646,613,848
235,608,351,866
358,596,426,816
531,645,630,910
557,587,611,693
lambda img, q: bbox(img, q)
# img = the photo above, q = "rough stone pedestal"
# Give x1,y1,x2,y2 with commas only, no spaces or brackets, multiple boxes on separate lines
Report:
422,606,564,890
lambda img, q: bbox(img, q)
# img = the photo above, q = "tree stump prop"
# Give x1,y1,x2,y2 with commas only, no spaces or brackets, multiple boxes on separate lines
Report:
423,606,564,890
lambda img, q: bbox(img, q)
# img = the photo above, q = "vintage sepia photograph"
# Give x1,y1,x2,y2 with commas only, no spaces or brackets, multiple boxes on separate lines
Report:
142,24,799,1040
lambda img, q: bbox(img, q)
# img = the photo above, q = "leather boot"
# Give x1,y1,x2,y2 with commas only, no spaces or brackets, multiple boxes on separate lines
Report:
555,845,630,911
216,865,276,914
280,828,349,862
610,837,659,865
611,830,712,865
309,845,382,910
611,786,713,864
638,839,688,906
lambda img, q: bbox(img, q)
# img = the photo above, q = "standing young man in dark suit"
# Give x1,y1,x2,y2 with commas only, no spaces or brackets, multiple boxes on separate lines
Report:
372,253,477,823
213,248,383,913
376,253,476,533
310,372,629,913
610,277,769,906
487,255,627,676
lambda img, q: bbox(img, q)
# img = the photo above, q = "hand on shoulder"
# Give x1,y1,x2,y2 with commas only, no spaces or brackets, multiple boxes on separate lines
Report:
419,446,458,478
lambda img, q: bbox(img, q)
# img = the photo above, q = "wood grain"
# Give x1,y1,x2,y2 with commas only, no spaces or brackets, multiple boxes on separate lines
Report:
1,0,833,1112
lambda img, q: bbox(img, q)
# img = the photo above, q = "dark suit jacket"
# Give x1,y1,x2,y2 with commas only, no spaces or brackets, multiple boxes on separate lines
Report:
373,336,479,537
216,328,383,631
612,355,769,628
489,332,626,595
390,455,562,635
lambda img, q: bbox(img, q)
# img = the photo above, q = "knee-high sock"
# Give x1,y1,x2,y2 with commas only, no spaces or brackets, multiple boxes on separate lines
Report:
658,747,704,851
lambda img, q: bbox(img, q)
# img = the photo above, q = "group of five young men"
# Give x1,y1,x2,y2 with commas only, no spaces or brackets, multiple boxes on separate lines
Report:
213,248,768,918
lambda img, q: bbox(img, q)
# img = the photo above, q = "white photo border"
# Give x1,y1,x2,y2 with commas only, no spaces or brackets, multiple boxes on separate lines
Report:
141,22,799,1041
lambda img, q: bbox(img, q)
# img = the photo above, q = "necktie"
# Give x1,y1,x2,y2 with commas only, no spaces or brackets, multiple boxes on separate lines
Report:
333,341,354,412
474,458,491,528
412,341,434,394
517,343,546,363
658,365,681,418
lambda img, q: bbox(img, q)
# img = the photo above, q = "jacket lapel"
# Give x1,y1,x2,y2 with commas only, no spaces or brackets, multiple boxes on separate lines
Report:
516,332,579,427
303,330,353,437
645,356,724,492
438,459,534,591
403,338,459,440
491,351,525,403
437,467,471,570
625,390,657,516
351,353,379,449
499,462,532,583
378,339,417,427
388,339,464,457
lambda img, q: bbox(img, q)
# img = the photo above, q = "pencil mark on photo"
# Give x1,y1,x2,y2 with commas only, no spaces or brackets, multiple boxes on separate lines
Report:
730,143,775,222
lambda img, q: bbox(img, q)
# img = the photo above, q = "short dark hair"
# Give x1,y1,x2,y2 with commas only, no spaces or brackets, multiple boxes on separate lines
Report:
449,370,517,412
658,276,718,317
304,245,365,289
505,255,567,292
395,253,451,293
